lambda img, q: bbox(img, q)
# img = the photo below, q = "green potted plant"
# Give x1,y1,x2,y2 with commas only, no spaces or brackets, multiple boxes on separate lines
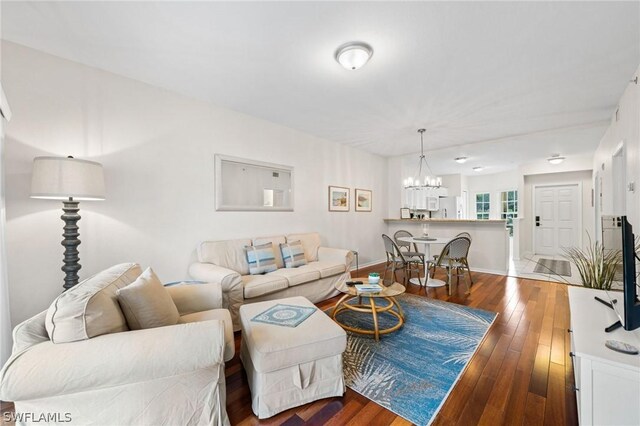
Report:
563,237,621,290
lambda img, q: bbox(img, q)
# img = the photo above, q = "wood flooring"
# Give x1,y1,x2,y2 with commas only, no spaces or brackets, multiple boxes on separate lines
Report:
1,267,578,426
226,266,578,425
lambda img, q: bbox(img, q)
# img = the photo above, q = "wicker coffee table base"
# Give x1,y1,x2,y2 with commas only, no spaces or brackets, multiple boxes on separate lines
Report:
332,294,405,341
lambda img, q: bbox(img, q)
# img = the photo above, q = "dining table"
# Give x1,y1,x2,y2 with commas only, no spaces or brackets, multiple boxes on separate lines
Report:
397,235,451,288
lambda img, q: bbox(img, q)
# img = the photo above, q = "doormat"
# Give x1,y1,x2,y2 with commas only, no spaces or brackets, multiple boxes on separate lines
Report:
534,258,572,277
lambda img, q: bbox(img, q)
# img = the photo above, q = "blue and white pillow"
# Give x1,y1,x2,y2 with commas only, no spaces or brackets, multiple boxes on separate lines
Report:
280,240,308,268
245,242,278,275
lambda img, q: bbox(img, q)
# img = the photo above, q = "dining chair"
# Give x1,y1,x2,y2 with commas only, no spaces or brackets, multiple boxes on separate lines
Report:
430,236,472,295
393,230,425,262
382,234,422,287
454,232,473,284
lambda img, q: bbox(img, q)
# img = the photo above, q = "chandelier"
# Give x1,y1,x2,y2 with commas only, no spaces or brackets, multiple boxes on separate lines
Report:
403,129,442,189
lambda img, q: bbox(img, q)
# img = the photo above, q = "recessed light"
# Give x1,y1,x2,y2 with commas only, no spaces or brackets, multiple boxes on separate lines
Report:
335,42,373,70
473,166,484,172
455,157,468,164
547,155,565,165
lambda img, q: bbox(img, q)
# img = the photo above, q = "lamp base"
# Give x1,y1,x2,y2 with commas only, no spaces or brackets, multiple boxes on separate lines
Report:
61,199,81,291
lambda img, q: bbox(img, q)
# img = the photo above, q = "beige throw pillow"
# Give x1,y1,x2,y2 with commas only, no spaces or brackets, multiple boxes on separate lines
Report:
117,267,180,330
46,263,142,344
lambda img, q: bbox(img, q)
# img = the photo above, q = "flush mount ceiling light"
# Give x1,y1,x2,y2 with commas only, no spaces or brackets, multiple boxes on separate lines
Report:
455,157,468,164
547,154,565,165
335,42,373,70
473,166,484,172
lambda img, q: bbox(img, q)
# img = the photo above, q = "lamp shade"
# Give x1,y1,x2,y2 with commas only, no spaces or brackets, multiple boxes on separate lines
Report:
30,156,106,201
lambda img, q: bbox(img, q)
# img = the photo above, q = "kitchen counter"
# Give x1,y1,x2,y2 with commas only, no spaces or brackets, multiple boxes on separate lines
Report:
384,218,506,224
386,219,509,275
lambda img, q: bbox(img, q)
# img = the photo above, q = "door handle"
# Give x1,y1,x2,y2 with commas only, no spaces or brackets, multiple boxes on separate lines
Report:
535,215,540,227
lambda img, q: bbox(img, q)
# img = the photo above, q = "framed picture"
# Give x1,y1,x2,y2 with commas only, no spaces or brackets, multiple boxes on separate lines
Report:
328,186,350,212
400,207,411,219
355,188,372,212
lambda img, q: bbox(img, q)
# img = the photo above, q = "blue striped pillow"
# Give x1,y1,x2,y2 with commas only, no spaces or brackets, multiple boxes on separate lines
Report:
245,242,278,275
280,240,308,268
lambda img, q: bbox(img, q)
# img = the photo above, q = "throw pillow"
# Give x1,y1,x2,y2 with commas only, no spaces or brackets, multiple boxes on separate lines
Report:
245,242,278,275
45,263,142,344
116,267,180,330
280,240,308,268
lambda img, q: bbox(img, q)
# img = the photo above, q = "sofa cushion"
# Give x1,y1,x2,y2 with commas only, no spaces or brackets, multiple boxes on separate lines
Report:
46,263,142,344
244,242,278,275
268,265,321,287
253,235,286,269
198,238,252,275
242,274,289,299
179,309,235,362
306,261,346,278
287,232,321,262
116,268,180,330
239,296,346,373
280,240,308,268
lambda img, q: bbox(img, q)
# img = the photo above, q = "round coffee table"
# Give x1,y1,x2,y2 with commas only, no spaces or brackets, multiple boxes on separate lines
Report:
332,278,406,341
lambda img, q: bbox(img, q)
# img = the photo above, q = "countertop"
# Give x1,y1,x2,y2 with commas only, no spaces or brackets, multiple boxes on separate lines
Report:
384,218,507,224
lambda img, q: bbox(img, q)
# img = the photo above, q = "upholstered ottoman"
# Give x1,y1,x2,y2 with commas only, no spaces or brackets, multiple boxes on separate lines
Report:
239,296,346,419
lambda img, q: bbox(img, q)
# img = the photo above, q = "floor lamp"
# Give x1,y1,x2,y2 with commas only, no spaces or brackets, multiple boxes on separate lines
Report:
30,156,105,291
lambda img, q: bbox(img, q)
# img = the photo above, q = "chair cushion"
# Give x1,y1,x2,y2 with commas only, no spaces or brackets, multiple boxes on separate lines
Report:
45,263,142,344
280,240,308,268
245,242,278,275
179,309,235,362
306,261,346,278
239,296,346,373
253,235,286,269
242,274,289,299
268,265,320,287
198,238,252,275
286,232,321,262
116,268,180,330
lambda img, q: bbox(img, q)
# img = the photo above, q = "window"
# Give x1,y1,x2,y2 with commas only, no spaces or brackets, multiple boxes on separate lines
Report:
500,190,518,219
475,193,490,220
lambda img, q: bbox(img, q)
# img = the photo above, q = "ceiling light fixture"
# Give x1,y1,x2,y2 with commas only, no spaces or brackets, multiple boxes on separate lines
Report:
403,129,442,189
547,154,565,165
473,166,484,172
455,157,468,164
335,42,373,70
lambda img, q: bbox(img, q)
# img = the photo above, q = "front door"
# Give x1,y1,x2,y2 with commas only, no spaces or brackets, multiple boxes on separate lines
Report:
534,184,581,256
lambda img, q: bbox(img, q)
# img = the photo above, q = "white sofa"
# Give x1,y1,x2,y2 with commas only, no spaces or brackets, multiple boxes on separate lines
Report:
0,278,235,426
189,232,354,330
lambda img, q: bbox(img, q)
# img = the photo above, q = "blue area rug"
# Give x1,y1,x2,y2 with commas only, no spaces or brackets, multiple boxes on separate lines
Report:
329,293,497,425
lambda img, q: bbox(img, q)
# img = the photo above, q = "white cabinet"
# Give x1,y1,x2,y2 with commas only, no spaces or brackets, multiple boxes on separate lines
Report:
569,287,640,425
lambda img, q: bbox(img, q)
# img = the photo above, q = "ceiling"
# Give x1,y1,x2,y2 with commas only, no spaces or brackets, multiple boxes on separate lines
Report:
2,1,639,174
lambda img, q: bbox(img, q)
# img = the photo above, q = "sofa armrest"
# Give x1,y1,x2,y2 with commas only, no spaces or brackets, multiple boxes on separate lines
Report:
318,247,354,270
167,283,223,315
189,263,244,331
0,320,226,402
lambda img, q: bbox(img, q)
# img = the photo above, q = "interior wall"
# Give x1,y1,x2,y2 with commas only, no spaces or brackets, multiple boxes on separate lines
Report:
520,170,594,255
466,169,520,220
2,42,389,326
593,65,640,230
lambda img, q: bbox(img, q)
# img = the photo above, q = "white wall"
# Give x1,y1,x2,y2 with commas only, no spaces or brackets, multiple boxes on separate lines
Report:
2,42,389,326
593,65,640,230
466,169,521,220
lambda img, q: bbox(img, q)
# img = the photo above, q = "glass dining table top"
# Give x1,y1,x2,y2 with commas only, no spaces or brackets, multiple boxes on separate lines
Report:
335,278,406,298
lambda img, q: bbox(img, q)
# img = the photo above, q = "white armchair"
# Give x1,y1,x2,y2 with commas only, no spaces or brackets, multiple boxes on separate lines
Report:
0,283,234,426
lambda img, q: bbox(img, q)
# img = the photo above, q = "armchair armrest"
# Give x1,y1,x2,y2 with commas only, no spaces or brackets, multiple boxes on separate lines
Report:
318,247,354,270
0,320,226,402
167,283,223,315
189,262,243,330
